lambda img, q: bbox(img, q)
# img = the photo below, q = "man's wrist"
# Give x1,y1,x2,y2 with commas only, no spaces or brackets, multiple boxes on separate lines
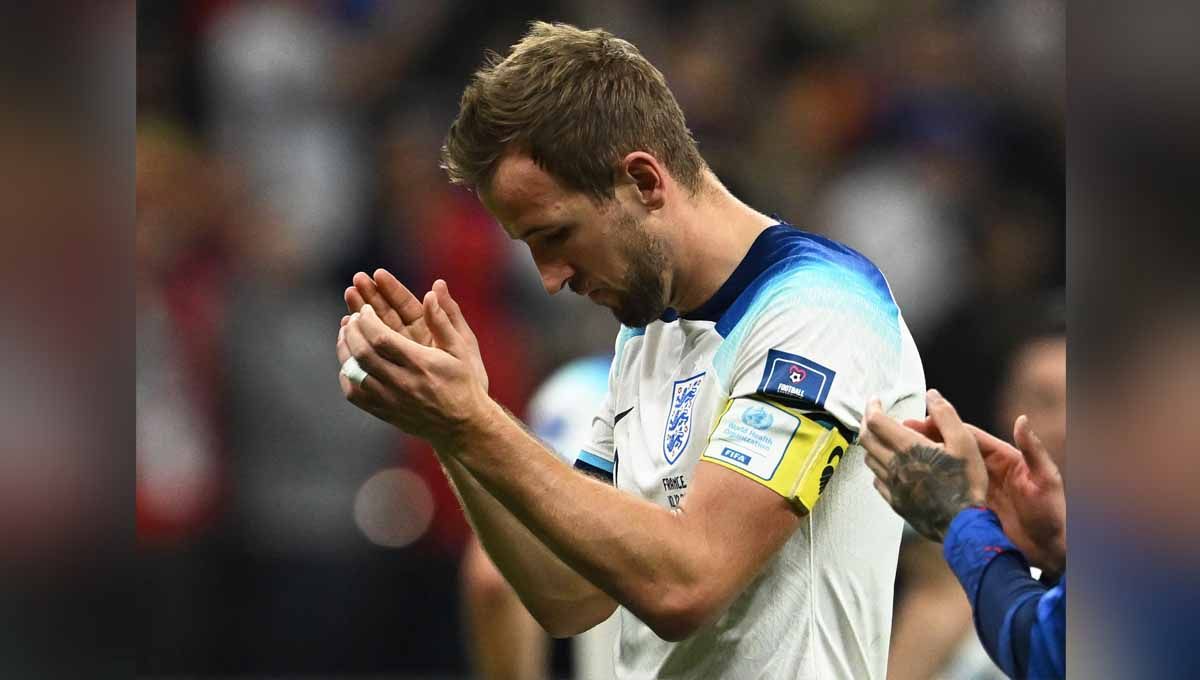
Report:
1044,533,1067,575
943,507,1021,605
433,388,506,455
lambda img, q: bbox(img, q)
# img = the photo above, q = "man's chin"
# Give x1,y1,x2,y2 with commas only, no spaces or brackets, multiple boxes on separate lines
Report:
610,301,666,328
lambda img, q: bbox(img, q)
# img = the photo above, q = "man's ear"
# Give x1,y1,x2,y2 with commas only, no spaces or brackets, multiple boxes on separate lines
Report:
621,151,666,210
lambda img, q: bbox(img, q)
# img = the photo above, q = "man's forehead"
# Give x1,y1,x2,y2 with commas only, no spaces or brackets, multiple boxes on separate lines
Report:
491,153,560,201
482,153,571,238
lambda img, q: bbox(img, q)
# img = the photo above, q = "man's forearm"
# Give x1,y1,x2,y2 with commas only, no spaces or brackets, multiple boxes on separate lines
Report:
461,538,550,677
439,452,616,636
439,401,713,641
943,507,1065,679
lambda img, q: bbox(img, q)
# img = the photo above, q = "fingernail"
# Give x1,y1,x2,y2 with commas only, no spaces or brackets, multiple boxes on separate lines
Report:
927,388,942,401
351,312,360,321
362,304,374,315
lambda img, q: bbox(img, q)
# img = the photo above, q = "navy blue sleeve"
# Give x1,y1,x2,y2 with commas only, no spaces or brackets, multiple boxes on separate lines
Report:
975,552,1047,676
943,508,1066,679
1029,580,1066,679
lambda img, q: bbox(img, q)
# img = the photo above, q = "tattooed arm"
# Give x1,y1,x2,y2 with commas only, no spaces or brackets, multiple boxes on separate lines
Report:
859,390,988,543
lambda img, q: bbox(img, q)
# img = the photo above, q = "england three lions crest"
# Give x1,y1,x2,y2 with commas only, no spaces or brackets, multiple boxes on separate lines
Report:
663,372,705,464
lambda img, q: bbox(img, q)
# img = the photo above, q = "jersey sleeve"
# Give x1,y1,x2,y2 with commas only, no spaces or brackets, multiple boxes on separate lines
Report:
723,292,905,431
575,383,616,483
576,328,639,484
701,272,918,511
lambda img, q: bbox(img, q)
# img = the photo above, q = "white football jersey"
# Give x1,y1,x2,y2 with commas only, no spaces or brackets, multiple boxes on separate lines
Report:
576,224,925,679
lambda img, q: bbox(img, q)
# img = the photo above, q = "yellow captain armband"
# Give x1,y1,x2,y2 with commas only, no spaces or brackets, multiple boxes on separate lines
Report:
699,397,850,512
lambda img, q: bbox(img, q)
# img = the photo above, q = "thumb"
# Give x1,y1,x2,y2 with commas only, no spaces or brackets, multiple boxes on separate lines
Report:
1013,415,1058,476
926,389,975,458
974,428,1013,480
423,290,462,356
969,423,1018,459
902,416,943,443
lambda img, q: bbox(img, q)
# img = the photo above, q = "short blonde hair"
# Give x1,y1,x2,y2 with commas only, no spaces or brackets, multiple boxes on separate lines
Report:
442,21,705,201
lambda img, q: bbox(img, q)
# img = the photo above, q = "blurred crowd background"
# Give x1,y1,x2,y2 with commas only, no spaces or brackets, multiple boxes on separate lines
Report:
136,0,1063,676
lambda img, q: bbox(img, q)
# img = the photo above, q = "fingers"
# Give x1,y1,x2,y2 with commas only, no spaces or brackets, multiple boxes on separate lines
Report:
337,319,379,398
863,450,890,482
345,285,365,313
338,316,377,381
373,268,425,326
432,279,475,340
423,290,464,356
354,303,433,367
925,389,976,458
902,416,943,443
342,307,407,388
1013,414,1058,477
861,398,926,464
858,399,894,468
968,423,1015,457
337,323,351,364
969,423,1017,479
337,314,398,410
968,424,1021,482
353,272,396,321
873,477,894,506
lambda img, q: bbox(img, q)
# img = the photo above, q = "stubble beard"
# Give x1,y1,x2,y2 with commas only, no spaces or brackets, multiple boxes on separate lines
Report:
608,212,670,328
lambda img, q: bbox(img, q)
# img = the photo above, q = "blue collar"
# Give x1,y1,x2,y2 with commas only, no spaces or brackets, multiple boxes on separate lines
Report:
665,223,792,323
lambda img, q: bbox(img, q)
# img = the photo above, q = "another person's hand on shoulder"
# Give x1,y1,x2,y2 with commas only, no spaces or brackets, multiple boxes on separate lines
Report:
860,389,988,543
887,399,1066,575
969,416,1066,575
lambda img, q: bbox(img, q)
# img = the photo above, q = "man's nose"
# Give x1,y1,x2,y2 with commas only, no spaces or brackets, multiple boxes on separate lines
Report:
537,261,575,295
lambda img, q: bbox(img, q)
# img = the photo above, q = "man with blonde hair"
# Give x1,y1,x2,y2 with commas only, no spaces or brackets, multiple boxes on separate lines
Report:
337,21,925,678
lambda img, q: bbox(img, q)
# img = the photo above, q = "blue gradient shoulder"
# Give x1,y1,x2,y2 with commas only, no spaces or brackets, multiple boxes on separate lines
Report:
714,227,899,338
709,226,904,387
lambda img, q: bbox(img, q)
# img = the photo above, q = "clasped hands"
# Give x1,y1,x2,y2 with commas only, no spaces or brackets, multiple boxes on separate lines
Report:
336,269,492,449
860,389,1066,575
